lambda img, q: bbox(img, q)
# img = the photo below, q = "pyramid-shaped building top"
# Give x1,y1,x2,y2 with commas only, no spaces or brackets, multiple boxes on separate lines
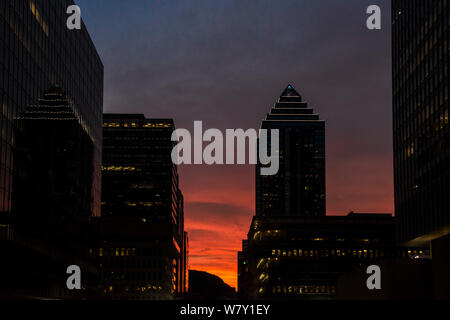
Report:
262,84,323,124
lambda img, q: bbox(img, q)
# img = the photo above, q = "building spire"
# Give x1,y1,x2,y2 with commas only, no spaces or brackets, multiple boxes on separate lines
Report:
280,84,300,98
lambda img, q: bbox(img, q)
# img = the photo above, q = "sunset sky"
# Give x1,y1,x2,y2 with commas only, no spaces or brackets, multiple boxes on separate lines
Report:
78,0,393,288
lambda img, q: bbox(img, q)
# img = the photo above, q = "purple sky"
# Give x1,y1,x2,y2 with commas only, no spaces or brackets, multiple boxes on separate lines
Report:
77,0,393,287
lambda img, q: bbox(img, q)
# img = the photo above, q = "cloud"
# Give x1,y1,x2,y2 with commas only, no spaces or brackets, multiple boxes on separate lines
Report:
78,0,393,287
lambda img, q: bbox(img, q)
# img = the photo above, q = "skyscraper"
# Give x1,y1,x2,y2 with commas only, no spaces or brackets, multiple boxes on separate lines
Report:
240,85,422,300
98,114,187,299
0,0,103,298
3,86,98,298
392,0,449,244
256,85,325,217
0,0,104,220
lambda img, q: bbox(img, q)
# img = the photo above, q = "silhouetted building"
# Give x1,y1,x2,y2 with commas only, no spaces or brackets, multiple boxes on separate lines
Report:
389,1,450,299
0,0,103,220
240,85,424,299
238,213,420,300
392,0,449,245
14,86,94,238
95,114,187,299
0,0,103,298
1,86,98,298
336,258,432,300
256,85,325,217
336,235,450,300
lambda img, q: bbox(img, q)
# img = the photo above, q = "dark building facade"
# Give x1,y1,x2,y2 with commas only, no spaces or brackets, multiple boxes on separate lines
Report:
238,213,421,300
96,114,187,299
0,0,103,219
392,0,449,244
256,85,325,217
0,0,103,298
336,233,450,300
1,86,98,298
14,86,94,235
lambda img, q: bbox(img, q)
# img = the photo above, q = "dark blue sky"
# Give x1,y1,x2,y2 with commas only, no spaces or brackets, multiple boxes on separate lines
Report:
76,0,393,285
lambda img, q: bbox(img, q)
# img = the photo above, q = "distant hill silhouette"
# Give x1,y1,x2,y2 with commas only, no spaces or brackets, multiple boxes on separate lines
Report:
187,270,237,300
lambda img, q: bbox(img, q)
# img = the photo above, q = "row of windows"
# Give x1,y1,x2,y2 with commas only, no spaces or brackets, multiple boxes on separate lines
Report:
101,295,167,300
102,166,139,172
253,231,373,242
103,122,172,128
268,285,336,295
93,247,163,257
269,248,422,258
102,284,163,294
102,271,163,281
102,259,164,269
102,166,172,173
123,201,163,207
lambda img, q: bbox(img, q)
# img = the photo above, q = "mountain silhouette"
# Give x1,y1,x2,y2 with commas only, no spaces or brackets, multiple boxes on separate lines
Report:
187,270,237,300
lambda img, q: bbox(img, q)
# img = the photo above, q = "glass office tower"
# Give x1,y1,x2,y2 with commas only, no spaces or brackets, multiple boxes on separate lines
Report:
0,0,103,298
0,0,104,220
256,85,325,217
392,0,449,244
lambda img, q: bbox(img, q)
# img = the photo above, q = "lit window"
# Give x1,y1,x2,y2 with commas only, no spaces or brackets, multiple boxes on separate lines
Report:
30,1,49,36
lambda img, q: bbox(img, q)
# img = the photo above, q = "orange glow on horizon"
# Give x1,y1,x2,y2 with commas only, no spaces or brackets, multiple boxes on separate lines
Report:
180,152,394,289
